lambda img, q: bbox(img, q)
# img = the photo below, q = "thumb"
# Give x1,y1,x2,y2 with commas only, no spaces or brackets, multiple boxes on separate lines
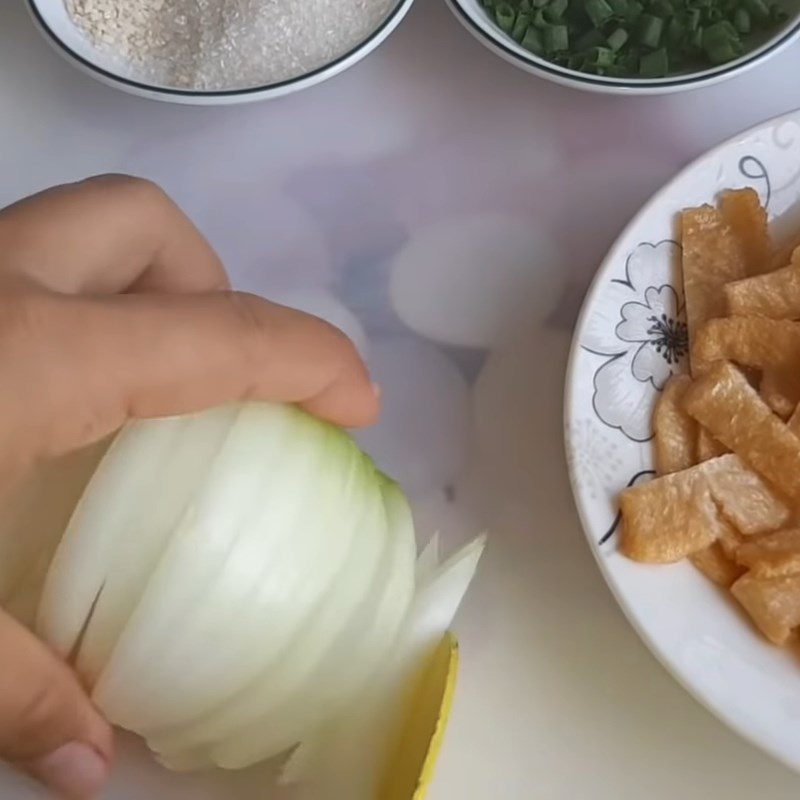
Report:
0,609,112,798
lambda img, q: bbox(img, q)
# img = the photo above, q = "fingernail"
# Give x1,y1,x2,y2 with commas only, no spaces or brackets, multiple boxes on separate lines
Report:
371,382,382,399
33,742,108,799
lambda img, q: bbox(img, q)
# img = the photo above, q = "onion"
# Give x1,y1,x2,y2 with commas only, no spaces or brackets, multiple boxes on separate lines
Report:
33,401,484,797
0,440,107,627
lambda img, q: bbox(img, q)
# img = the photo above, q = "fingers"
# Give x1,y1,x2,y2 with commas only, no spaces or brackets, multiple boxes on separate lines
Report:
0,609,112,798
0,175,229,295
1,290,379,469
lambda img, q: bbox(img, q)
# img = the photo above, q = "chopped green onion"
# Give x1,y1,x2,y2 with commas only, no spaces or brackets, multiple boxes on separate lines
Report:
543,23,570,50
533,8,549,25
575,27,606,48
688,24,705,48
733,6,751,29
588,45,618,64
650,0,675,15
585,0,615,25
705,38,740,59
521,24,545,51
637,13,665,45
619,49,641,70
512,11,532,38
482,0,789,78
640,45,669,73
545,0,569,18
703,19,738,42
666,15,685,40
607,26,630,47
702,19,743,60
624,0,645,19
495,2,517,31
743,0,770,19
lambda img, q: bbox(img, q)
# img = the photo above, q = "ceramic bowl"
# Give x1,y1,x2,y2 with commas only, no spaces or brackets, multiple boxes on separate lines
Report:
26,0,415,104
445,0,800,93
565,108,800,772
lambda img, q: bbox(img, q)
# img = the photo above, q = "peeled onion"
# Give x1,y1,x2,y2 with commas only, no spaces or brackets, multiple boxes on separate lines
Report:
32,401,483,798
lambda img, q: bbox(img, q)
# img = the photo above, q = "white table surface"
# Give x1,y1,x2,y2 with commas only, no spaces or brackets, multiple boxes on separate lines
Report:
3,0,800,798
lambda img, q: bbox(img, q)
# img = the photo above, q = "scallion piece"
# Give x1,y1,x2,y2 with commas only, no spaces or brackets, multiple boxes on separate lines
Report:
637,13,664,45
666,15,684,40
743,0,770,19
545,0,570,18
688,24,705,48
543,23,570,50
624,0,645,20
575,27,606,48
619,49,641,71
639,45,669,73
521,24,545,51
511,11,532,38
650,0,675,16
703,19,738,43
705,38,740,59
702,19,743,60
588,45,618,64
585,0,615,25
533,8,549,26
495,2,517,32
607,26,630,48
733,6,751,29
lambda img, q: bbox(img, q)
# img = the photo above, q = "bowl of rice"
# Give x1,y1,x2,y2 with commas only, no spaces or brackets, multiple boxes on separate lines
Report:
26,0,415,104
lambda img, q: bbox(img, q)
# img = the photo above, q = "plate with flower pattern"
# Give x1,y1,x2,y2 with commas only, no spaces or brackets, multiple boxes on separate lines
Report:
565,108,800,774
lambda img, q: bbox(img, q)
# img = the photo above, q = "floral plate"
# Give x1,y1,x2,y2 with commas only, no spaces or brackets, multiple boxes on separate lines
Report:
565,108,800,773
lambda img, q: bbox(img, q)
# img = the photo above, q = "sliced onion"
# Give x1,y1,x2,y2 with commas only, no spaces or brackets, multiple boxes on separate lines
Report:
206,479,416,769
92,403,308,729
77,406,239,681
0,440,107,620
301,535,486,799
148,451,390,755
33,400,483,793
37,419,193,659
415,531,441,585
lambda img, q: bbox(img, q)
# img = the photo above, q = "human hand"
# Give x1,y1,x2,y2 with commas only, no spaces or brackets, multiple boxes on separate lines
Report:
0,175,379,798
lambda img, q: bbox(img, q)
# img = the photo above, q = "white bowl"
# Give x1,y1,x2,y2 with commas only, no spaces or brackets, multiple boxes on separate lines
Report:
565,108,800,773
445,0,800,94
26,0,415,104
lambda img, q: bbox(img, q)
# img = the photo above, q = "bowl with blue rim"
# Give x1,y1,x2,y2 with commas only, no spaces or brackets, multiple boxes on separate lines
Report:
445,0,800,93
